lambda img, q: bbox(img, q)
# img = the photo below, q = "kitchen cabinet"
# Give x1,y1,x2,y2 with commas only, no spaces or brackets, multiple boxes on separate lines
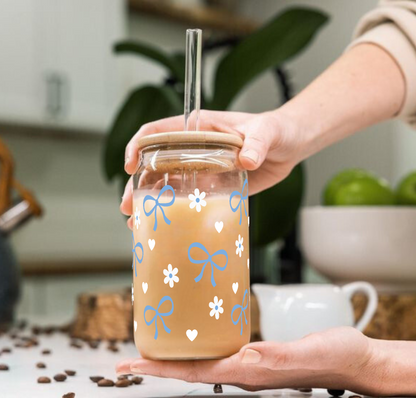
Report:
0,0,126,132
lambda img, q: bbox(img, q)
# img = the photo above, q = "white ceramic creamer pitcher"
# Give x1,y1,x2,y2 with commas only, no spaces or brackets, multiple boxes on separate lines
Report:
252,282,378,342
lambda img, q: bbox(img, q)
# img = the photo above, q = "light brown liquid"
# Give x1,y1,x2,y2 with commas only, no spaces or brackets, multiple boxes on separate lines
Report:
133,193,250,359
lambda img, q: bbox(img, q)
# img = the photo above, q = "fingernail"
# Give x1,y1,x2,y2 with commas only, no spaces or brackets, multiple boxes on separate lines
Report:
125,156,130,166
242,348,261,364
130,366,146,375
241,150,259,164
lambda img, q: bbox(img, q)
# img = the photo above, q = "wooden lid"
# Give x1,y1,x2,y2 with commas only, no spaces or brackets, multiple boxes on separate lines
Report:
137,131,243,150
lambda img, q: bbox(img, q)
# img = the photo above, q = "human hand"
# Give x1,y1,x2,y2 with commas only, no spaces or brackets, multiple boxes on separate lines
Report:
116,327,384,395
120,109,303,229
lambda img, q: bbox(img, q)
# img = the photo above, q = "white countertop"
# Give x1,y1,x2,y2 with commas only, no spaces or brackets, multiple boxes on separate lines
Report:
0,327,357,398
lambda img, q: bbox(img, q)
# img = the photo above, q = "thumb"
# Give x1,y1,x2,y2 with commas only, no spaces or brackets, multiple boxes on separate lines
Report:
238,115,277,171
239,341,293,369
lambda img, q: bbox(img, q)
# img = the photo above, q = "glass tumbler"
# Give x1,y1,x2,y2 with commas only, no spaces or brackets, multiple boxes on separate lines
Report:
132,131,250,359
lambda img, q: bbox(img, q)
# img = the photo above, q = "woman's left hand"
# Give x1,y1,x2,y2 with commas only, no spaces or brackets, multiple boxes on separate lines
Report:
116,327,383,395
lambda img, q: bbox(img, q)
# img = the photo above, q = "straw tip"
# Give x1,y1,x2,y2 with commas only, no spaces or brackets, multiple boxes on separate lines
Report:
186,28,202,34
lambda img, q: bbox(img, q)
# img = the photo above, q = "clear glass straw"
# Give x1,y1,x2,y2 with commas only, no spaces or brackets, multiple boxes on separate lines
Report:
184,29,202,132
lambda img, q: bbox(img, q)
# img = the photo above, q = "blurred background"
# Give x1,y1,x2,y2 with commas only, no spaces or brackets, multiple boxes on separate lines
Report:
1,0,416,325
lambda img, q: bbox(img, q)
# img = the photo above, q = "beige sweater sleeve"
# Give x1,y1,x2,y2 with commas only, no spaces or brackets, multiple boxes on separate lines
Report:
350,0,416,128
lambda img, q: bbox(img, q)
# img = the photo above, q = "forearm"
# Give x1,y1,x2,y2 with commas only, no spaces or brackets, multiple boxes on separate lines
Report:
277,43,405,162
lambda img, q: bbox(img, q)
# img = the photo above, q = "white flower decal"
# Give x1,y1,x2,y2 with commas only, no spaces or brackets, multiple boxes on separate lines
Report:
134,207,141,229
235,234,244,257
209,296,224,320
188,188,206,212
163,264,179,288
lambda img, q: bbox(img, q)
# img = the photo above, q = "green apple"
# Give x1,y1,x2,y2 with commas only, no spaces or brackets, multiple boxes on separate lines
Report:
333,177,395,206
323,169,375,206
395,171,416,205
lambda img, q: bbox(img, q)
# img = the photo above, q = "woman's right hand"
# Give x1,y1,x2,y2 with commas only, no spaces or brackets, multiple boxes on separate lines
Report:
120,109,304,229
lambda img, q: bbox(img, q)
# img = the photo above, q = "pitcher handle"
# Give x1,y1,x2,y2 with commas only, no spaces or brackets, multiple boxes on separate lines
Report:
342,282,378,332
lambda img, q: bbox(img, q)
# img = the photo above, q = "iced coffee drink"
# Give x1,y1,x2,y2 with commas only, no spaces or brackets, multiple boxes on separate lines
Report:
132,132,250,359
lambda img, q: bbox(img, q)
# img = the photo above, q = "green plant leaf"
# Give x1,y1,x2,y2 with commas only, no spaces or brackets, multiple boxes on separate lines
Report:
251,163,305,246
103,85,182,181
210,8,328,110
114,41,184,82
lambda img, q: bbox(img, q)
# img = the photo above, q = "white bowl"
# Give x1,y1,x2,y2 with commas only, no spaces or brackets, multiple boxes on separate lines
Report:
300,206,416,292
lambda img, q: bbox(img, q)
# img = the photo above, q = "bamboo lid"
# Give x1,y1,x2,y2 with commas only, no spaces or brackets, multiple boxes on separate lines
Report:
137,131,243,150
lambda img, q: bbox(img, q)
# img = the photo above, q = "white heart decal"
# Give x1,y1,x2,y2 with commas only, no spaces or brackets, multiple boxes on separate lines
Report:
232,282,239,294
186,329,198,342
148,239,155,251
247,258,250,269
142,282,148,294
134,321,137,332
215,221,223,233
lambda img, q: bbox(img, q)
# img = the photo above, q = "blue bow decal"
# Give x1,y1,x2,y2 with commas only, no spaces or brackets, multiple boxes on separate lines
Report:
230,178,248,225
143,185,175,231
188,242,228,287
231,289,249,335
132,233,144,277
144,296,174,340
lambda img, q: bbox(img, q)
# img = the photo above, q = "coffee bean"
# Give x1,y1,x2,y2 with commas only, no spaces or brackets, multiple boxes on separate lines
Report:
65,370,76,376
62,393,75,398
88,340,100,349
327,390,345,397
107,345,119,353
17,340,35,348
2,348,11,353
44,326,55,335
0,364,9,371
90,376,104,383
299,388,313,393
24,337,39,346
115,379,130,388
69,340,83,349
131,376,143,385
41,349,51,355
349,396,362,398
58,324,72,334
97,379,115,387
213,384,223,394
36,362,46,369
54,373,67,382
37,377,51,383
31,326,41,335
108,339,117,345
9,333,18,339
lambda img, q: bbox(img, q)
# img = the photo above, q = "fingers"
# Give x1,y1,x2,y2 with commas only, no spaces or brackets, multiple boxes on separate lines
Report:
239,333,328,372
125,355,245,385
238,341,295,370
116,358,136,375
124,115,184,175
238,113,280,171
120,177,133,216
114,337,325,389
124,110,251,176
